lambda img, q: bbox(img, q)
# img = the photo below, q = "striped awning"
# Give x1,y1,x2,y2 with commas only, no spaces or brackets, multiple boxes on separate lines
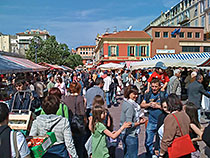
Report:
143,53,210,61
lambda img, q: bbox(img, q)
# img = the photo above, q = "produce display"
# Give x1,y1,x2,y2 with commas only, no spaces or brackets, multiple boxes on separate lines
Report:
26,132,57,158
27,137,45,148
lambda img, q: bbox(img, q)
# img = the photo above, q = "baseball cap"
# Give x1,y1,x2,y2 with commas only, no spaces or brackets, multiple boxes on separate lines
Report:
155,61,167,70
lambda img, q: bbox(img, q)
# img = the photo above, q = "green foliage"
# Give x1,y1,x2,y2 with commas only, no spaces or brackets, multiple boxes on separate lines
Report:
26,36,83,68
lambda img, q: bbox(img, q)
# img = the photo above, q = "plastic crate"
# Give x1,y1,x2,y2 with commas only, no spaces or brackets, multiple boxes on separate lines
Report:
30,132,57,158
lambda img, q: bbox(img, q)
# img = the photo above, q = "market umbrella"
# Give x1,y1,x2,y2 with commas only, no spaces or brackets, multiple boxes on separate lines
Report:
97,63,124,70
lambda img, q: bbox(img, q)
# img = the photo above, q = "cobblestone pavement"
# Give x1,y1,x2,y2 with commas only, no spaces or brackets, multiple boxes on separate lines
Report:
108,95,210,158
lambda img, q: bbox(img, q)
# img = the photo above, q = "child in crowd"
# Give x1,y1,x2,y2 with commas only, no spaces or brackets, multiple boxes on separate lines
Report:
184,102,203,158
146,61,169,93
89,95,116,158
92,95,105,107
154,98,170,157
90,106,131,158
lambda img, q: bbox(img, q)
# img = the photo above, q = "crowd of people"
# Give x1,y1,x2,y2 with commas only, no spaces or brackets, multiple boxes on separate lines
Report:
0,61,210,158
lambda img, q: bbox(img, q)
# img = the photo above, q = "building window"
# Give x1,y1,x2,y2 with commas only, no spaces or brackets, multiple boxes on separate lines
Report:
194,4,198,17
202,16,205,27
201,1,204,13
182,46,200,52
195,32,200,38
177,16,180,24
86,52,88,54
179,32,184,38
83,52,85,54
129,46,135,56
80,52,82,54
141,46,146,56
111,46,117,56
163,32,168,38
155,32,160,38
209,13,210,24
208,0,210,8
204,46,210,52
195,19,198,26
187,32,192,38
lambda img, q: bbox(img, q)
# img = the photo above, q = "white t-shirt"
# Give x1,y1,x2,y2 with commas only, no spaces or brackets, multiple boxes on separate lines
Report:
103,76,112,91
10,131,30,158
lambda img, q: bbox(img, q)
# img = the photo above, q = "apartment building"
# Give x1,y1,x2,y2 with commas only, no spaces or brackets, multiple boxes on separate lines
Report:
145,0,210,39
145,26,210,57
16,29,50,55
0,33,10,52
94,31,152,64
76,45,95,64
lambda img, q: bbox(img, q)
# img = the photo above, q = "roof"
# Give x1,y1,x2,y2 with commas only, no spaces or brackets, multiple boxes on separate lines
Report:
145,26,204,32
16,29,50,36
102,31,151,39
76,45,96,49
71,49,76,53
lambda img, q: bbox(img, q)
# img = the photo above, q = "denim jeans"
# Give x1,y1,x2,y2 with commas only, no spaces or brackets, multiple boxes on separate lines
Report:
43,143,70,158
145,121,157,158
198,109,201,122
105,92,110,106
121,134,138,158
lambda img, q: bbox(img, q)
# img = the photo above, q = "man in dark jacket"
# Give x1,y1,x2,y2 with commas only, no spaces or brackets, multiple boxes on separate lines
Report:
188,74,210,120
0,102,31,158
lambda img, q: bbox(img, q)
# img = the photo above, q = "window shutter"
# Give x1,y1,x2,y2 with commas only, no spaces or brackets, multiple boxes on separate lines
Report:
127,46,130,56
108,46,111,56
116,45,119,56
135,46,138,56
146,46,149,56
139,46,141,56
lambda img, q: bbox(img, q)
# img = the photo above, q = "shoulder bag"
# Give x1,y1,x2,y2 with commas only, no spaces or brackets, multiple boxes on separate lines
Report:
168,114,196,158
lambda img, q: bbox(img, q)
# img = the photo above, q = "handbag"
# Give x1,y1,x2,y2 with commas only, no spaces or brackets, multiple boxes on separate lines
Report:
168,114,196,158
70,96,86,134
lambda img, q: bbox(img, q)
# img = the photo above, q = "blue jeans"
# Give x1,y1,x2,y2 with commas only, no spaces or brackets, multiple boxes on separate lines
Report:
105,92,110,106
121,134,138,158
145,121,157,158
198,109,201,122
43,143,70,158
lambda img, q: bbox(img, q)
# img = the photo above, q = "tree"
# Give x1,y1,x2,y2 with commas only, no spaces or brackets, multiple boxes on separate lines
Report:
64,54,83,69
26,36,83,68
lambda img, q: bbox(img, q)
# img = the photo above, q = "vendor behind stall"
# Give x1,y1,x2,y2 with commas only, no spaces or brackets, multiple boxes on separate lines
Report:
9,80,41,112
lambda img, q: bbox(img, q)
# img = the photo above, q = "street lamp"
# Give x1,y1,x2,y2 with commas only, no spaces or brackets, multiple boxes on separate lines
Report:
33,37,40,64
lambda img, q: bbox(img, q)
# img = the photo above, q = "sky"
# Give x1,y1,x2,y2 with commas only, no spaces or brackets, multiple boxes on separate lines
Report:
0,0,178,49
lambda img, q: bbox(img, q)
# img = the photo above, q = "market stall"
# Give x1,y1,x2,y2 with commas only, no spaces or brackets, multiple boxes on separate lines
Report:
0,55,47,74
130,58,205,70
97,62,124,70
38,62,63,70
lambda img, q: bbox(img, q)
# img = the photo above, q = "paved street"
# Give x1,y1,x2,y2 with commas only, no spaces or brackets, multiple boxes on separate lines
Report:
108,95,210,158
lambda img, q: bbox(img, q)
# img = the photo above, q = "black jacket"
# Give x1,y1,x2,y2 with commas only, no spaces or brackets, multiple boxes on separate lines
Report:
0,125,12,158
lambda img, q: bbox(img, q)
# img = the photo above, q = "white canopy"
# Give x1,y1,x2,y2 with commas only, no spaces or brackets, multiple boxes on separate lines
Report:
130,58,205,70
97,63,124,70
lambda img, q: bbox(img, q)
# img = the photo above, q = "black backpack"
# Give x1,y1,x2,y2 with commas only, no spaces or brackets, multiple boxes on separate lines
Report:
69,96,86,134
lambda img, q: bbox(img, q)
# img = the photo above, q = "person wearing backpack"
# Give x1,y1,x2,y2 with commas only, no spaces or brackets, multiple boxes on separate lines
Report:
0,102,31,158
62,82,87,158
141,78,167,158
